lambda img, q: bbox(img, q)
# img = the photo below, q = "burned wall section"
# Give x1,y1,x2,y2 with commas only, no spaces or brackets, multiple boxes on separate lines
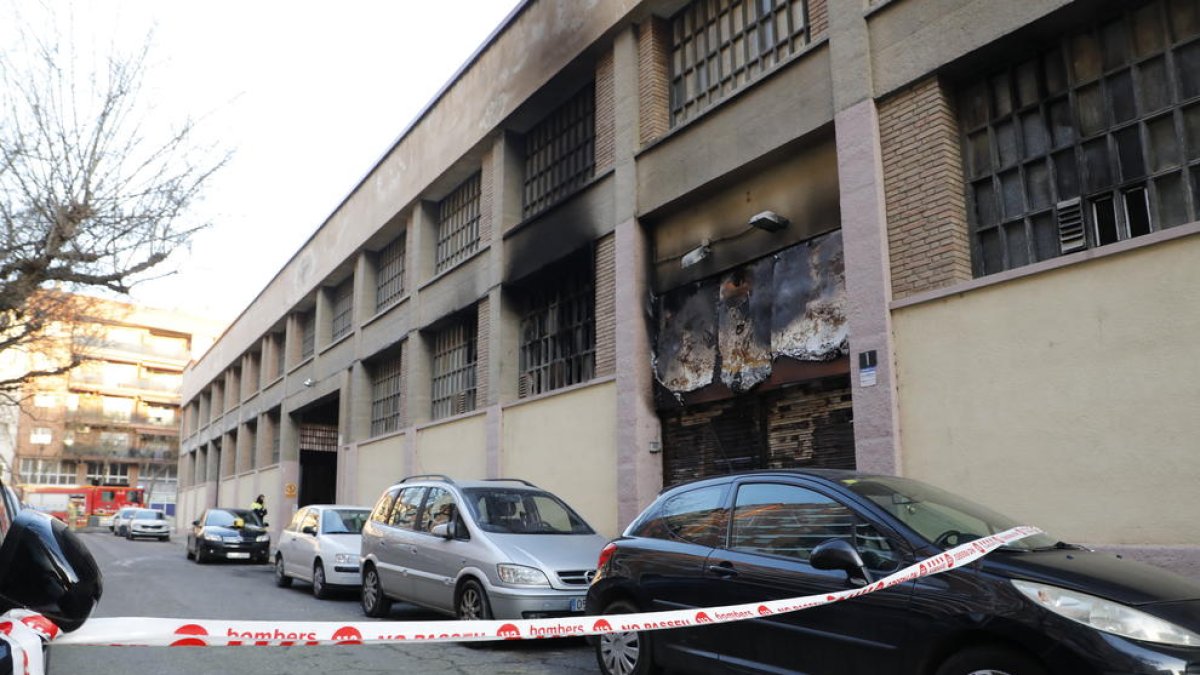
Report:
654,230,848,398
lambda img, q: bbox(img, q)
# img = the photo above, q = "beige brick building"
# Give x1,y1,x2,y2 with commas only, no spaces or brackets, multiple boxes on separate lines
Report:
1,295,221,513
179,0,1200,570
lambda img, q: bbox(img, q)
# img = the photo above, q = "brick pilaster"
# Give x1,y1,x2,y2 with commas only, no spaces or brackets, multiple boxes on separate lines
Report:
476,297,490,404
879,76,971,298
594,233,616,377
809,0,829,41
595,49,616,174
479,147,494,245
637,17,671,146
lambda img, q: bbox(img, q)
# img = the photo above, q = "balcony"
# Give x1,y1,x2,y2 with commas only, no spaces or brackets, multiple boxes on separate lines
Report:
65,409,178,431
73,337,191,363
62,443,177,461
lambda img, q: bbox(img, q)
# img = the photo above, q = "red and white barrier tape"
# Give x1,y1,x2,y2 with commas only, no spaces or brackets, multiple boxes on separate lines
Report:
31,526,1041,651
0,610,61,675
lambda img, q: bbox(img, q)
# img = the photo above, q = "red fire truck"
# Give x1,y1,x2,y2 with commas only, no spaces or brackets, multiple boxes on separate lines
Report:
18,484,145,527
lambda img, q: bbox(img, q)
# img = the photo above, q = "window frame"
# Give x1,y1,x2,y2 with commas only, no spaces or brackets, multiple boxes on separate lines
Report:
435,174,482,274
375,234,407,311
517,251,596,398
369,349,404,437
523,85,596,218
430,315,478,420
959,0,1200,276
330,277,355,342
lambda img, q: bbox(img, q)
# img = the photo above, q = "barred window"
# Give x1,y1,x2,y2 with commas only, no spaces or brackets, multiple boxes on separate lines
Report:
268,410,282,464
431,316,477,419
436,174,482,273
300,311,315,360
330,277,354,341
960,0,1200,276
375,235,406,311
370,350,404,437
518,251,595,397
670,0,811,126
523,85,595,218
272,332,285,379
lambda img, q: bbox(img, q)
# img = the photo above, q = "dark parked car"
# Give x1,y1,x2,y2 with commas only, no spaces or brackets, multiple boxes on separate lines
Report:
587,469,1200,675
186,508,270,564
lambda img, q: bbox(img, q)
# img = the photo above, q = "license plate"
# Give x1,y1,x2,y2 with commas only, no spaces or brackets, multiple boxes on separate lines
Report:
226,552,251,559
570,597,586,612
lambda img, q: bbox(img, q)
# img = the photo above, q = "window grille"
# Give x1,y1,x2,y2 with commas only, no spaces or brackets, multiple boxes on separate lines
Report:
523,86,595,218
272,333,286,378
268,410,281,464
330,278,354,341
518,252,595,397
300,312,315,360
370,351,404,437
960,0,1200,275
669,0,811,126
375,235,407,311
431,317,477,419
436,175,481,273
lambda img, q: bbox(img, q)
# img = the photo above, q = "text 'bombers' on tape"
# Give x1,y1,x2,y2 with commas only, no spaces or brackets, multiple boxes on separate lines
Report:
44,526,1043,648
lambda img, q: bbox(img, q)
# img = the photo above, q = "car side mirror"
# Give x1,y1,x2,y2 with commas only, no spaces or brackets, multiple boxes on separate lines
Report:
430,522,455,540
811,538,872,586
302,526,316,536
0,510,103,632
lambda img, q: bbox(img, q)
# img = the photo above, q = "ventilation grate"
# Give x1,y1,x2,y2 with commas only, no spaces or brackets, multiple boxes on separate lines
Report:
1056,198,1086,254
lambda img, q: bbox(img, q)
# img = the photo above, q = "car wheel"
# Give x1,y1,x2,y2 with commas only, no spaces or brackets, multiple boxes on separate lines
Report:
457,579,493,621
186,541,194,560
196,546,210,564
125,529,133,540
595,599,659,675
160,536,170,542
312,561,332,599
935,646,1048,675
361,566,392,618
274,555,292,587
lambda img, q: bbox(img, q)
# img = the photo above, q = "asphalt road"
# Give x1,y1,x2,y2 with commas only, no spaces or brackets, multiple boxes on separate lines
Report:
49,532,597,675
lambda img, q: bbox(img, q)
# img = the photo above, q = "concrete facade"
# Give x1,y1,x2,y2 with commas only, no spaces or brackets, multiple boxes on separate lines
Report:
180,0,1200,573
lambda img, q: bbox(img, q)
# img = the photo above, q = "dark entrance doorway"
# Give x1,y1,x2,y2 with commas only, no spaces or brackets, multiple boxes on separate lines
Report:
295,397,339,507
660,375,854,488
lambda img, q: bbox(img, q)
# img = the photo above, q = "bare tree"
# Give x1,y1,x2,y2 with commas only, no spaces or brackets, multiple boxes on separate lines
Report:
0,11,226,394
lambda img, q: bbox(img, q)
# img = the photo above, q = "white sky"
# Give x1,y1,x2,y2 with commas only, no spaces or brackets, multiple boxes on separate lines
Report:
1,0,524,328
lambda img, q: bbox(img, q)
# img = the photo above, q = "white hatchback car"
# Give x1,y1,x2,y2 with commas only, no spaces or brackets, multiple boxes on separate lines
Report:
274,505,370,599
123,508,170,541
110,507,137,536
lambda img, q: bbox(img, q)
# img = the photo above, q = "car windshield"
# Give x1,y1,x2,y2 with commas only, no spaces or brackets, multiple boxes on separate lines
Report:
321,508,369,534
133,509,164,520
206,509,261,528
462,488,594,535
841,476,1059,551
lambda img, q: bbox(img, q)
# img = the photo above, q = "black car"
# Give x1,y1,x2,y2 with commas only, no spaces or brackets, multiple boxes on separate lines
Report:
586,469,1200,675
186,508,270,564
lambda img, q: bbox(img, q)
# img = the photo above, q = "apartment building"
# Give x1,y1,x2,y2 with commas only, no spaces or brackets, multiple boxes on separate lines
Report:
179,0,1200,568
2,295,221,511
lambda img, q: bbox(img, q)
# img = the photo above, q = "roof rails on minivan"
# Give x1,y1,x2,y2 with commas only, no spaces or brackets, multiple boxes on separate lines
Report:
399,474,455,484
480,478,539,488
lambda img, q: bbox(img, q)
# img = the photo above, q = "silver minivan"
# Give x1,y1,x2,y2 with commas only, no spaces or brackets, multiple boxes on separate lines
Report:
359,475,606,620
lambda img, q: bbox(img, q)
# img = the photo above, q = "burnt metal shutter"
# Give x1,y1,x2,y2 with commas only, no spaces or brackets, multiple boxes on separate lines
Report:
660,376,854,487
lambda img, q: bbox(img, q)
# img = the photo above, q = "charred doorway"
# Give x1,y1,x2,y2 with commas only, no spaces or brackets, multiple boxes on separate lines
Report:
295,397,339,507
660,376,854,487
652,231,855,488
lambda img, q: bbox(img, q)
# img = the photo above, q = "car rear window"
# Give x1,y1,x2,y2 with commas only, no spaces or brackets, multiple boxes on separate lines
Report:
631,484,728,547
322,509,369,534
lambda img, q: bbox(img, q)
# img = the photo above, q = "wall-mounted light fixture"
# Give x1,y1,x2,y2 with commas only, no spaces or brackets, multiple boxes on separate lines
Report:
749,210,789,232
302,378,315,387
680,239,711,269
